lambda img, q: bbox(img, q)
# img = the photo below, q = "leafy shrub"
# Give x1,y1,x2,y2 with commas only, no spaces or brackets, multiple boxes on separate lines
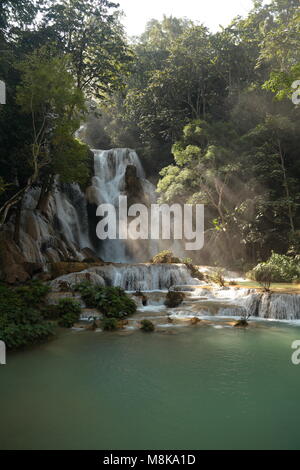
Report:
75,282,136,319
0,320,54,350
184,262,204,281
250,264,273,292
56,299,81,328
151,250,181,264
165,291,185,308
0,282,54,349
208,268,226,287
74,281,98,308
102,318,119,331
95,287,136,319
40,304,61,320
14,282,50,307
140,320,155,332
248,253,300,283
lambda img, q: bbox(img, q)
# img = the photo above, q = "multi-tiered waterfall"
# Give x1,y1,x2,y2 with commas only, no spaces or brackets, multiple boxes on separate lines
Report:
2,147,300,321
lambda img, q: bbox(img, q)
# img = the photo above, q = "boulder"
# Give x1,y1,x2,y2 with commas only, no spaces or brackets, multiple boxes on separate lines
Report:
80,247,103,263
50,270,106,291
234,319,249,328
50,261,103,279
0,234,31,284
125,165,145,206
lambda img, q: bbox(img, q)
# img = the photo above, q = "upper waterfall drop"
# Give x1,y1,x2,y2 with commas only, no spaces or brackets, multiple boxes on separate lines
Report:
86,148,158,263
91,148,145,206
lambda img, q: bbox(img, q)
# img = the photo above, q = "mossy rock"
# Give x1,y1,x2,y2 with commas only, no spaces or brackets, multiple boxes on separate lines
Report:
151,250,181,264
234,319,249,328
165,291,185,308
140,320,155,332
50,261,103,279
190,317,202,325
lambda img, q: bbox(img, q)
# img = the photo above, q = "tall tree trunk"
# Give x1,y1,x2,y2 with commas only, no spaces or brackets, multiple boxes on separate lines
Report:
36,174,54,214
278,139,295,233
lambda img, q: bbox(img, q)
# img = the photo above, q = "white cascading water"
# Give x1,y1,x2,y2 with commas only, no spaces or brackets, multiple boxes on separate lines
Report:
50,263,199,292
92,148,145,205
19,181,91,264
193,287,300,320
53,182,91,252
90,263,198,291
87,148,158,262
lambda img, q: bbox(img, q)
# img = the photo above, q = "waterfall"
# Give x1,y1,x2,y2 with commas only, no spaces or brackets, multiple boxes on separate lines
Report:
50,263,199,291
205,288,300,321
91,148,145,206
19,181,91,264
89,263,198,291
87,148,158,263
53,182,91,251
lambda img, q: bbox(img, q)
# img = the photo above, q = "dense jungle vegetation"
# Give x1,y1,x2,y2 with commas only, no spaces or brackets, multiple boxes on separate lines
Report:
0,0,299,268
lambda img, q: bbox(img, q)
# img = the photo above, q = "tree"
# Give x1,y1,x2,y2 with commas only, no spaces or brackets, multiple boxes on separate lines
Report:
44,0,133,98
0,48,88,226
259,0,300,99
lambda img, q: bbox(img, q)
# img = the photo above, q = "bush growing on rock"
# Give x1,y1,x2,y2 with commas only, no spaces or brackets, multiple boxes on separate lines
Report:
208,268,226,287
151,250,181,264
165,291,185,308
57,298,81,328
75,282,137,319
250,264,273,292
140,320,155,332
75,281,98,308
183,261,204,281
95,287,137,319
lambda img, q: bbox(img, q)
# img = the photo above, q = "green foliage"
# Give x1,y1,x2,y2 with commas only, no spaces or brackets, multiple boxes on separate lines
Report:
183,261,204,281
208,269,226,288
44,0,133,99
1,0,300,269
0,0,129,226
75,282,137,319
14,282,50,308
249,253,300,284
57,299,81,328
140,320,155,333
249,264,274,292
51,134,90,186
74,282,98,308
102,318,119,331
95,287,136,319
0,282,54,349
151,250,181,264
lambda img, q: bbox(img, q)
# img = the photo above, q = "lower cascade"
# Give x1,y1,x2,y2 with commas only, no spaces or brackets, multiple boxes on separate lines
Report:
51,263,199,292
189,287,300,321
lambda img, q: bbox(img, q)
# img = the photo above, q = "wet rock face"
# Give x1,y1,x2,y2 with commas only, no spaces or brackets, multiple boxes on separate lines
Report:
50,271,105,292
49,261,104,280
125,165,145,206
0,234,30,284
